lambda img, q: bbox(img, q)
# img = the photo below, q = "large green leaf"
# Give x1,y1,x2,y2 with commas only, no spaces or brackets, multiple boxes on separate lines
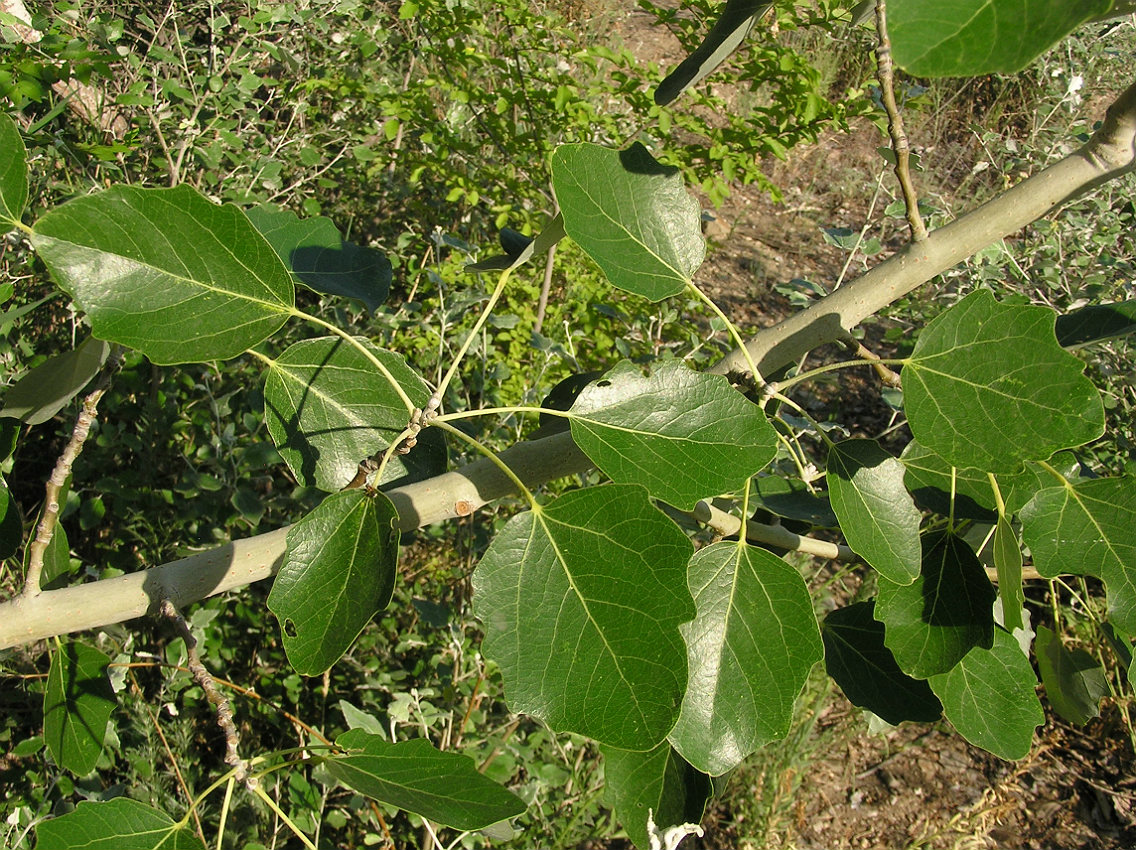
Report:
262,336,441,491
44,642,116,776
568,360,777,510
35,798,206,850
31,185,294,364
875,531,996,679
602,743,711,850
821,602,943,725
668,541,820,776
268,490,399,675
0,336,110,425
324,730,526,830
1035,625,1107,726
902,290,1103,473
1020,477,1136,633
551,142,704,301
0,112,28,225
245,205,391,312
827,439,922,585
472,485,694,750
888,0,1109,77
928,628,1044,760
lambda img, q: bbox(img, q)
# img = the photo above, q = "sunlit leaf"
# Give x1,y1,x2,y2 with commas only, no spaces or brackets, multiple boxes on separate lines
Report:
324,730,525,830
0,112,28,224
552,142,704,301
668,541,821,775
994,515,1025,633
269,490,399,675
35,798,205,850
0,336,110,425
44,642,116,776
1036,625,1107,726
902,290,1103,472
472,485,694,750
928,628,1043,760
602,743,711,850
32,185,294,364
569,360,777,510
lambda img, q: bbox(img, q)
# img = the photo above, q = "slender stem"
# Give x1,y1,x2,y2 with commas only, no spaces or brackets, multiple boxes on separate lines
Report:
431,420,537,507
251,783,318,850
435,267,515,405
686,281,762,384
774,357,906,394
215,776,236,850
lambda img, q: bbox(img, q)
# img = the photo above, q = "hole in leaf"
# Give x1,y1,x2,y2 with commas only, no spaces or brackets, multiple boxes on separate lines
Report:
597,380,612,387
283,619,298,638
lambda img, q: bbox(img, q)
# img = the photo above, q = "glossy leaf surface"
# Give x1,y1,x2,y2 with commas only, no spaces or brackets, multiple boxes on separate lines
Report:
822,602,942,725
569,360,777,510
668,541,820,775
325,730,525,830
902,290,1103,473
263,336,437,491
828,439,921,585
876,531,996,678
268,490,399,675
1021,477,1136,633
602,743,711,850
928,628,1044,760
32,185,294,364
1036,625,1107,726
472,485,694,750
35,798,205,850
552,142,704,301
0,112,27,224
44,642,116,776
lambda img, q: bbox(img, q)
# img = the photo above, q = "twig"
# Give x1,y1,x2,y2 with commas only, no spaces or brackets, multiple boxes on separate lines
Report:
842,337,902,388
874,0,927,242
22,346,124,597
160,599,248,783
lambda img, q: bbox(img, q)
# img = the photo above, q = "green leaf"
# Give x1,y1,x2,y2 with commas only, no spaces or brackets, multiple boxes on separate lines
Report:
668,541,821,776
34,798,205,849
875,531,996,678
32,521,75,589
888,0,1109,77
821,602,943,725
467,214,567,272
0,476,20,561
1056,299,1136,348
827,439,922,585
551,142,704,301
0,336,110,425
902,290,1103,473
752,475,838,527
324,730,526,830
928,628,1043,760
0,112,28,224
262,336,442,491
245,205,391,312
472,485,694,750
602,743,711,850
994,515,1025,633
268,490,399,676
44,642,116,776
1035,625,1107,726
1020,477,1136,633
568,360,777,510
31,185,294,364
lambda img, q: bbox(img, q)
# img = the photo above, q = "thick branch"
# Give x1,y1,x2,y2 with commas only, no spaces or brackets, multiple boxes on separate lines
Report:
3,80,1136,650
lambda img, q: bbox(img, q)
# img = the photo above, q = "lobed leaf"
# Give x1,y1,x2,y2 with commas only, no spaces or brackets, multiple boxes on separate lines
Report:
602,743,711,850
35,797,205,850
551,142,704,301
569,359,777,510
0,112,28,224
668,541,822,776
44,642,116,776
31,185,294,364
472,484,694,750
268,490,399,676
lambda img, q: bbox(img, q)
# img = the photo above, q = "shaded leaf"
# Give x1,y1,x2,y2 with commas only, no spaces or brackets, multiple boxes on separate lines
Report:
472,485,694,750
928,628,1044,760
822,602,943,725
752,475,837,527
1020,477,1136,633
552,143,704,301
262,336,441,492
268,490,399,675
1056,300,1136,348
467,214,567,272
889,0,1109,77
44,642,116,776
0,336,110,425
35,797,206,850
902,290,1103,473
31,185,294,364
325,730,526,830
0,475,20,560
0,112,28,224
602,743,711,850
668,541,821,775
876,531,996,678
569,360,777,510
245,205,391,312
828,439,922,585
1036,626,1107,726
994,514,1025,633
